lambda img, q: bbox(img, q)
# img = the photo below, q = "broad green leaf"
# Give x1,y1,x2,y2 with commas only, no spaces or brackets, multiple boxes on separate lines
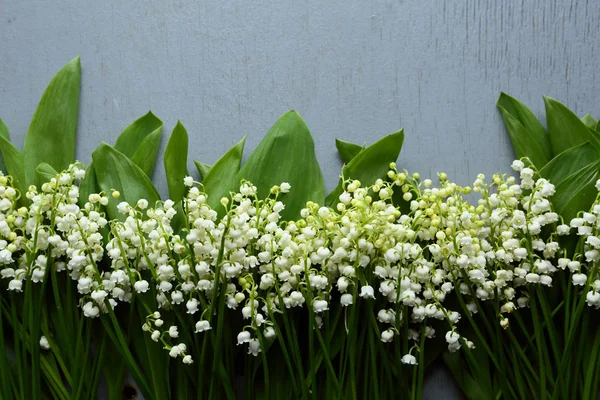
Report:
497,93,552,162
80,113,163,204
164,121,189,203
130,127,162,178
581,113,598,130
35,162,58,184
204,137,246,211
113,112,163,159
194,161,212,181
78,164,98,207
596,120,600,133
552,160,600,222
235,111,326,220
325,130,404,206
0,120,9,174
544,96,600,155
23,56,81,188
497,109,550,169
540,142,600,186
92,143,160,220
0,121,26,200
335,139,364,164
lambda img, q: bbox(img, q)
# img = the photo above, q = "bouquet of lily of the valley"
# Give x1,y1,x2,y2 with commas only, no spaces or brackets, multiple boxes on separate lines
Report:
1,57,600,400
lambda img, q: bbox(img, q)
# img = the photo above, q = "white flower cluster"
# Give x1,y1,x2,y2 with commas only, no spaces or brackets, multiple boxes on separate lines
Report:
2,160,599,365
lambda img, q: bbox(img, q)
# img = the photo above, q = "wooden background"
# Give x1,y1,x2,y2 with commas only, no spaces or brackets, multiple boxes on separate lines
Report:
1,0,599,398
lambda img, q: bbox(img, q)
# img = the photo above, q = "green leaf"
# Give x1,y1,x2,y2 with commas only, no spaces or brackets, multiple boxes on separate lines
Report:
35,162,58,184
497,108,550,169
0,120,26,200
544,96,600,155
325,130,404,206
164,121,189,203
23,56,81,188
540,142,600,186
113,112,163,159
204,137,246,211
335,139,364,164
596,120,600,133
235,111,326,220
78,164,98,208
581,113,598,130
552,160,600,222
130,126,163,178
497,93,552,163
92,143,160,220
0,120,10,174
194,161,212,181
80,113,164,204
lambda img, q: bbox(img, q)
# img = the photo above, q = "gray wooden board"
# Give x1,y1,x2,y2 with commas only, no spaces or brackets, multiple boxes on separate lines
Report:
2,0,600,398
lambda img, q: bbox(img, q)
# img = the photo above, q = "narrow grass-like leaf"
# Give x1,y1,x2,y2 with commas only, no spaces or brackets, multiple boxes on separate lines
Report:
92,143,160,220
0,121,26,201
540,142,600,186
204,137,246,211
552,160,600,222
335,139,364,164
235,111,326,220
497,108,550,168
194,161,212,180
544,96,600,155
164,121,189,202
23,57,81,188
497,93,552,162
130,126,163,178
325,130,404,206
35,162,58,184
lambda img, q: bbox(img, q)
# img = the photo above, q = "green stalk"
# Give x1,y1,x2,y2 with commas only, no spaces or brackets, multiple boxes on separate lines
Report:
508,346,531,398
534,287,561,366
367,324,380,400
26,279,42,400
529,296,549,399
504,328,540,385
314,325,341,393
101,313,152,398
256,329,270,400
307,307,317,400
583,332,600,399
416,326,426,400
0,301,13,399
579,321,599,399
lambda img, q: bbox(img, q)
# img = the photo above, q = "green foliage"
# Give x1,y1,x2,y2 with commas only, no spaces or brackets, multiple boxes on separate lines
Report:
23,57,81,188
335,138,364,164
234,111,326,220
164,121,190,203
194,161,212,181
544,96,600,156
92,143,160,220
79,112,163,206
326,130,404,206
203,136,246,211
499,93,600,223
497,92,552,167
0,120,26,202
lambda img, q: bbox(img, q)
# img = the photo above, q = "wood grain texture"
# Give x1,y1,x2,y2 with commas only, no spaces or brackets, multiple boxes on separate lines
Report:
1,0,599,398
